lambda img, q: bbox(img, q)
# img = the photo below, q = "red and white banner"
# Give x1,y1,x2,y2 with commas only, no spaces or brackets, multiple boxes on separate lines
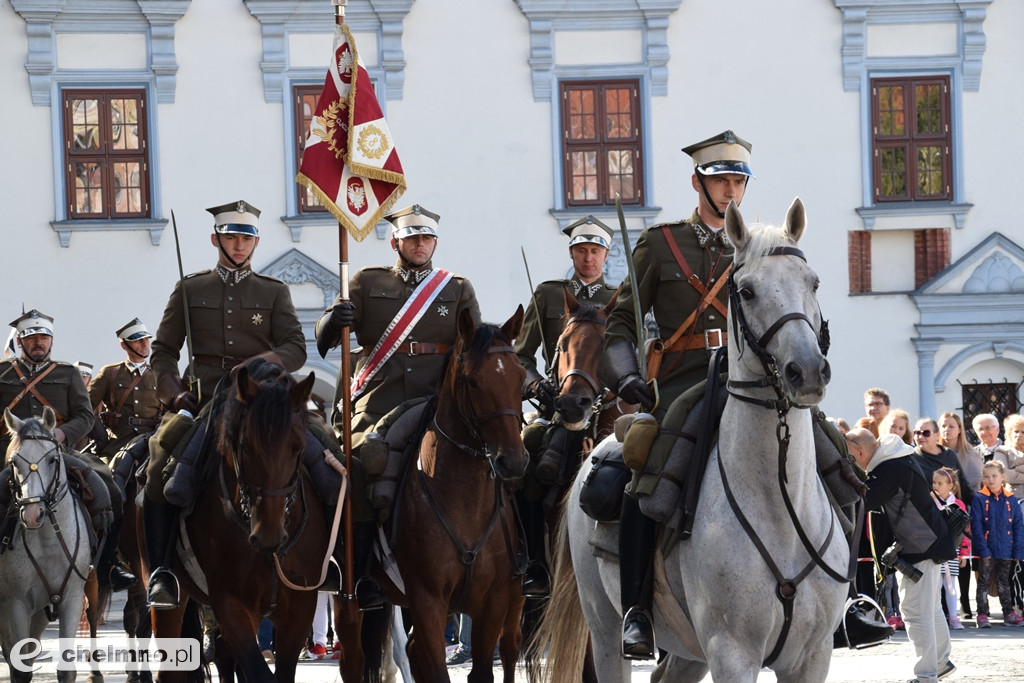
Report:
297,22,406,242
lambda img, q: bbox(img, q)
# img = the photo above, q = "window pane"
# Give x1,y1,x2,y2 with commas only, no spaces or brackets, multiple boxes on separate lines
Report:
74,161,104,214
916,145,944,195
297,90,323,209
879,147,906,198
915,84,942,135
71,98,101,150
607,150,635,200
605,87,632,139
568,90,596,140
110,97,140,150
878,85,905,136
570,151,598,201
112,161,143,214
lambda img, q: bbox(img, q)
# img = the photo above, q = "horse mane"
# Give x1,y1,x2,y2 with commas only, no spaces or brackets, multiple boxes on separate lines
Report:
218,359,297,455
11,416,50,447
734,223,794,269
562,301,605,327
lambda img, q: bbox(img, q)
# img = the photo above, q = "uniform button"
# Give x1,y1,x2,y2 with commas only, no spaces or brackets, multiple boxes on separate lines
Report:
709,314,716,321
407,368,412,373
676,272,682,278
134,399,139,404
711,245,717,252
227,325,232,330
228,340,234,345
227,309,233,314
228,296,234,301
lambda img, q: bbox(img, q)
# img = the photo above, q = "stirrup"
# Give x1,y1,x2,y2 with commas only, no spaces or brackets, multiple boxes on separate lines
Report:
146,567,180,609
354,576,385,612
621,606,656,661
836,593,892,650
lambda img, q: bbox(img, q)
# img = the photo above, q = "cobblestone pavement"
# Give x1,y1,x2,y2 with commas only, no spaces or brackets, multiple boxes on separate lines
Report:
5,595,1024,682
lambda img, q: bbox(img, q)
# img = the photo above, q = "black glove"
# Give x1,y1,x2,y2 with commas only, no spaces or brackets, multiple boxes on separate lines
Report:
616,374,655,412
172,391,199,415
526,378,557,414
327,300,356,334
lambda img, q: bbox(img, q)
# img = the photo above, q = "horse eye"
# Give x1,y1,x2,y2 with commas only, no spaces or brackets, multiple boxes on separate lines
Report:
740,287,755,301
813,279,820,292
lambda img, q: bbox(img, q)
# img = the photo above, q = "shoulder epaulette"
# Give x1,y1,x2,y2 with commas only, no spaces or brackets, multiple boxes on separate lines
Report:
251,271,285,285
183,269,212,280
649,219,687,230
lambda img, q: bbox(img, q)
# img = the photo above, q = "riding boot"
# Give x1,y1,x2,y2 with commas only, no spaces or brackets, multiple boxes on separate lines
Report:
833,585,894,649
619,493,656,660
353,520,386,611
143,497,180,609
519,493,550,598
96,516,137,591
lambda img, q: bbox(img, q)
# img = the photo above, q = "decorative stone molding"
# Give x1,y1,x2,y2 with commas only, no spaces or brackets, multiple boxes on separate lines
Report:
832,0,993,92
854,202,973,231
244,0,413,103
514,0,682,101
50,218,167,247
11,0,191,105
261,247,339,309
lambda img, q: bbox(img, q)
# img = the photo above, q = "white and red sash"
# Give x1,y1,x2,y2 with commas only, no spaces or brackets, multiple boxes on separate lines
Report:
350,268,453,400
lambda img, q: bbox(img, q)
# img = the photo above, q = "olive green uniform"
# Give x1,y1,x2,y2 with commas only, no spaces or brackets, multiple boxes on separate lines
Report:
515,275,618,375
324,260,480,447
88,361,161,457
605,211,732,416
0,359,95,454
151,265,307,405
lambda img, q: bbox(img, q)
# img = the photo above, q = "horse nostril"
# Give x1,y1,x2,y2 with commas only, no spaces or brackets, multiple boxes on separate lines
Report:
784,361,804,388
575,396,592,410
821,359,832,384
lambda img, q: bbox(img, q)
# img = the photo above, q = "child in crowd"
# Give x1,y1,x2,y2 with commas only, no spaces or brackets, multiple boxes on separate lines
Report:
933,466,969,629
970,460,1024,627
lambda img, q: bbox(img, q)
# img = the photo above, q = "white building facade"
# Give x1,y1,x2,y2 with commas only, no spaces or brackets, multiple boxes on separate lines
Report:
1,0,1021,435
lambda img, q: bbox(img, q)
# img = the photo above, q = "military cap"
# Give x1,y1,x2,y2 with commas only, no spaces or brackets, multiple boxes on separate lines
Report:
385,204,439,240
117,317,153,342
74,361,94,379
207,200,261,236
682,130,755,178
10,309,54,338
562,215,615,249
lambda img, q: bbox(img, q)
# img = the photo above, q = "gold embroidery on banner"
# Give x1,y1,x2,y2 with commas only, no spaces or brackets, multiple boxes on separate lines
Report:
314,100,350,161
357,125,389,160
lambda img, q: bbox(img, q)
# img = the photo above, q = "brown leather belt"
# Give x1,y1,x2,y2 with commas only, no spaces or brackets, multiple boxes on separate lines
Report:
360,342,451,358
127,416,161,428
193,354,245,370
663,329,727,353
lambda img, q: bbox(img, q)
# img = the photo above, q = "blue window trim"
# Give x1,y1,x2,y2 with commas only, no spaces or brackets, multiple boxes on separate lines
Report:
832,0,993,229
11,0,188,247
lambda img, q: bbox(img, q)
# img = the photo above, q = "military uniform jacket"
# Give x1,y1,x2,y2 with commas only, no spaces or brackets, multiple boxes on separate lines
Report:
329,260,481,444
515,274,618,375
605,210,732,412
0,358,95,453
151,266,307,405
88,361,160,446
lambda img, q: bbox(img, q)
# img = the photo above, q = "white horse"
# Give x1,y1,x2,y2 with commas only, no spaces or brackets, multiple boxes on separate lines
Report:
0,407,93,683
536,199,849,682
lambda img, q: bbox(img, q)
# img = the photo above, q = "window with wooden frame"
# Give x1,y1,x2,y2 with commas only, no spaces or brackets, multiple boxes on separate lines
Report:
871,76,952,203
561,79,643,207
62,89,150,219
293,84,326,214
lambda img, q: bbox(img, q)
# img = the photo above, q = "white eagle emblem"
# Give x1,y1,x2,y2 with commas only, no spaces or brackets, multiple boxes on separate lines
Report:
437,305,449,317
347,183,366,211
337,45,354,79
251,313,263,326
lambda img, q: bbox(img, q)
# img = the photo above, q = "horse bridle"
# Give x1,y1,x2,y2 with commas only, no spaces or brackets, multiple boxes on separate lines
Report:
551,316,605,399
718,246,852,667
230,410,304,526
432,344,523,479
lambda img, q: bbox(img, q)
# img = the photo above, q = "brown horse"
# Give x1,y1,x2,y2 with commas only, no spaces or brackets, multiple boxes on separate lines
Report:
149,359,344,683
370,306,529,683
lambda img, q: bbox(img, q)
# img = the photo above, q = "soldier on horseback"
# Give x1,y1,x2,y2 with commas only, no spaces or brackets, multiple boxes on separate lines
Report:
143,200,320,608
515,218,617,596
314,203,481,610
0,308,137,591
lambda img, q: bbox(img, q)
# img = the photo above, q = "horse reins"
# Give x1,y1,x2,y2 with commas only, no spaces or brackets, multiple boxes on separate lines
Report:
719,246,850,667
9,434,90,606
551,317,606,401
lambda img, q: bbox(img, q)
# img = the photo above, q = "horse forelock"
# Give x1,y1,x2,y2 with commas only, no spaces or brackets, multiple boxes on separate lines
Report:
562,301,605,328
734,223,793,269
219,374,301,460
10,417,50,452
463,323,507,367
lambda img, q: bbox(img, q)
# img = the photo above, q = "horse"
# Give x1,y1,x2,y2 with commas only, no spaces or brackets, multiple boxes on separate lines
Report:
535,198,848,682
368,306,530,683
149,358,353,683
0,407,93,683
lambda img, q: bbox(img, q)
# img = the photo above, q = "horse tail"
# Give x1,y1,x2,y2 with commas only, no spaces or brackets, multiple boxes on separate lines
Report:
525,491,588,683
360,602,393,683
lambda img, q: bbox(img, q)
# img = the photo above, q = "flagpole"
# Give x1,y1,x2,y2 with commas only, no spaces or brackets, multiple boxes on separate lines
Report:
332,0,357,620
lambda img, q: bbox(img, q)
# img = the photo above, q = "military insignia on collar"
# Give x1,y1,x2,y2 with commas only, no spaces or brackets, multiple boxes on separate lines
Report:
570,278,601,299
251,313,263,326
437,305,448,316
691,222,730,249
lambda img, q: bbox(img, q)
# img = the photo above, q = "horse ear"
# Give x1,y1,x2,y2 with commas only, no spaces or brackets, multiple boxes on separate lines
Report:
602,286,621,317
563,287,580,317
236,367,259,405
502,304,525,342
41,406,57,432
784,197,806,244
724,200,748,251
457,307,476,344
4,408,20,436
293,372,315,411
